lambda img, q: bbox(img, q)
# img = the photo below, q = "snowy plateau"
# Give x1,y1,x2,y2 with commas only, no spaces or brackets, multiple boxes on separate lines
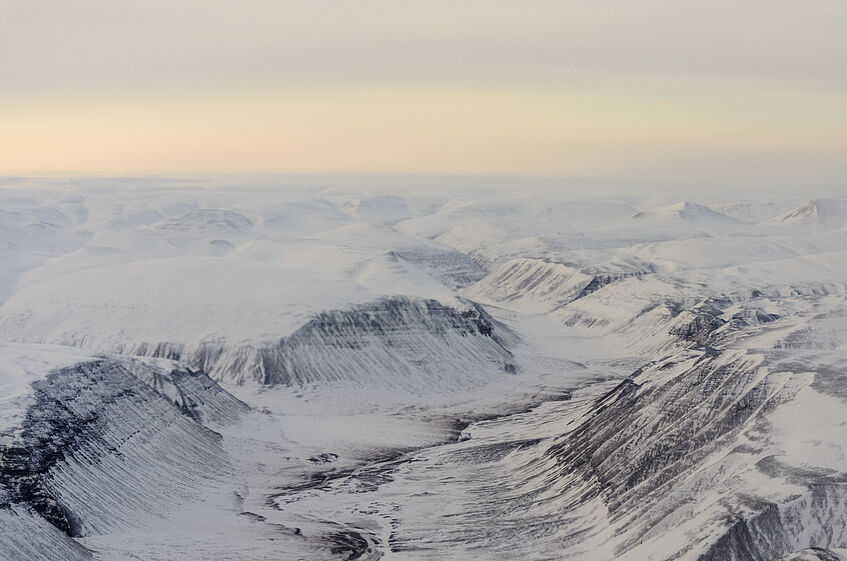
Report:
1,176,847,561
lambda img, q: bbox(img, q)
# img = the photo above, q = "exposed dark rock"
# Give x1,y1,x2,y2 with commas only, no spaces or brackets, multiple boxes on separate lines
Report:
0,360,241,537
326,530,376,560
670,306,728,346
575,264,657,300
699,485,847,561
545,350,808,557
252,297,517,388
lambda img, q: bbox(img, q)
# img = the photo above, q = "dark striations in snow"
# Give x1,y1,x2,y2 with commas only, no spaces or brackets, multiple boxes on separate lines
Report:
575,264,658,301
0,507,94,561
256,297,517,388
547,352,787,524
668,304,728,347
0,359,246,545
175,296,518,389
390,247,488,288
123,360,249,425
110,297,518,389
538,300,847,560
699,485,847,561
475,257,657,312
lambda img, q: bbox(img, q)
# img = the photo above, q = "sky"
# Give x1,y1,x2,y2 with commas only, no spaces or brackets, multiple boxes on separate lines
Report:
1,0,845,189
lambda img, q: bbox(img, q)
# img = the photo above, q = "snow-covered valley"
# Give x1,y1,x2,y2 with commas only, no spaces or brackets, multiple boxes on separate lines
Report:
1,176,846,560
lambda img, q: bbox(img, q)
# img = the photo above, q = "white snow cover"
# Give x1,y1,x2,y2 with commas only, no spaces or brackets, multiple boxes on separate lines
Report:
1,176,846,560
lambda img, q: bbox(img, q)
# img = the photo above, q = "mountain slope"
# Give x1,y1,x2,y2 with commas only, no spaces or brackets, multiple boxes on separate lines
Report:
170,297,517,390
0,350,248,560
771,199,847,229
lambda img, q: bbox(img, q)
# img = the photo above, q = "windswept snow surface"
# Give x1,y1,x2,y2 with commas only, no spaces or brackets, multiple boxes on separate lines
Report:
1,176,846,560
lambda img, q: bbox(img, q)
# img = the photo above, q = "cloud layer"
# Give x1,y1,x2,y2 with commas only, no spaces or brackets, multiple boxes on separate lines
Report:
1,0,845,187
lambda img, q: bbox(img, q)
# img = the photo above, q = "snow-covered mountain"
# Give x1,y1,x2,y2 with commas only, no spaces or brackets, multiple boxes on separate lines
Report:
176,296,517,389
631,200,743,224
1,177,846,560
0,344,248,560
770,199,847,230
712,200,802,223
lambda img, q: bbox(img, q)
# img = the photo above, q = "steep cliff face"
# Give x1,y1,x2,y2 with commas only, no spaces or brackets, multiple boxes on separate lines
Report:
119,358,249,425
700,485,847,561
543,351,801,556
253,297,516,390
0,357,247,558
472,257,655,314
527,292,847,561
390,247,487,288
115,297,518,391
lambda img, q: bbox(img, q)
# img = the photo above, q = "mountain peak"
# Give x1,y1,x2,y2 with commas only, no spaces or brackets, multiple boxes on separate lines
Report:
633,201,740,223
773,198,847,227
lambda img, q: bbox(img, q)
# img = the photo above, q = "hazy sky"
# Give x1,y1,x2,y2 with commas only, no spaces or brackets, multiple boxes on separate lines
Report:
2,0,845,188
